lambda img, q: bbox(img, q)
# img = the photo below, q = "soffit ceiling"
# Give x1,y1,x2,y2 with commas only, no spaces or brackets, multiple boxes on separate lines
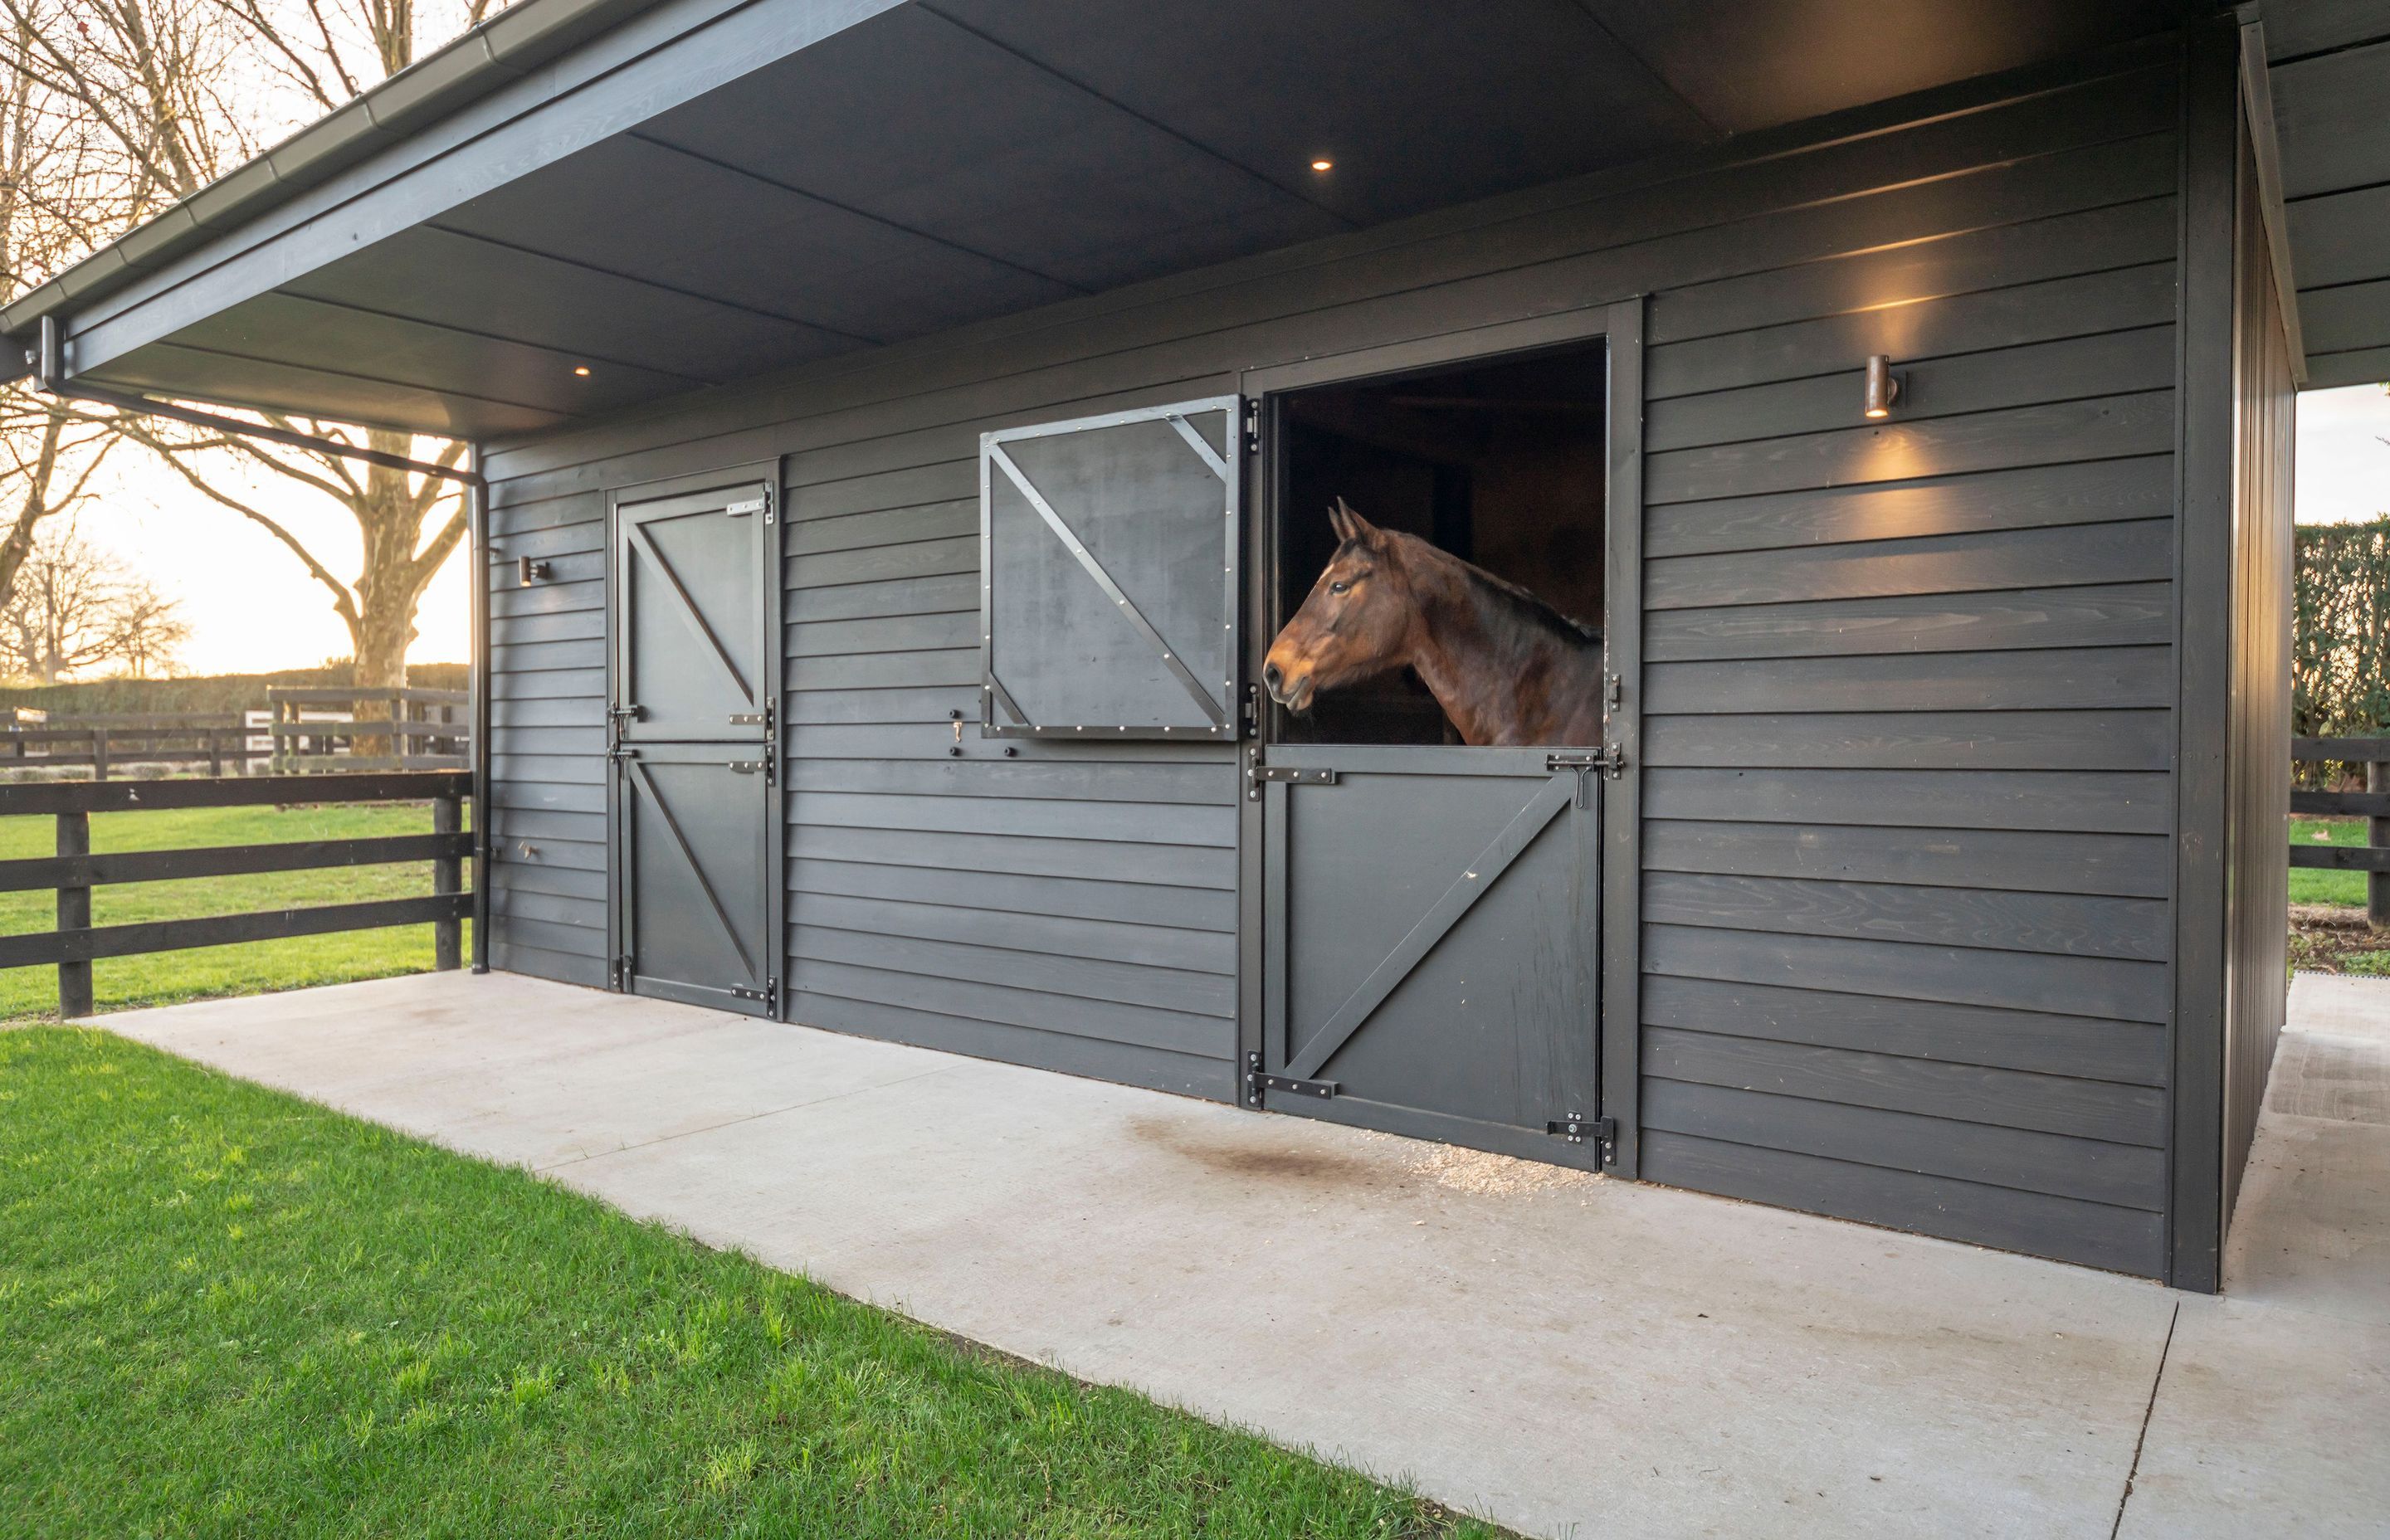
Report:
56,0,2188,438
2266,0,2390,387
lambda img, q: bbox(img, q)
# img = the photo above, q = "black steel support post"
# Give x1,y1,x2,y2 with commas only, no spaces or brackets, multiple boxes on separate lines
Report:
55,811,90,1018
467,444,491,973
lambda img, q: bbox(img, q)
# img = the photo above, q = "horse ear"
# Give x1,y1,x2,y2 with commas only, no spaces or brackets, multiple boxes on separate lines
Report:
1331,497,1381,547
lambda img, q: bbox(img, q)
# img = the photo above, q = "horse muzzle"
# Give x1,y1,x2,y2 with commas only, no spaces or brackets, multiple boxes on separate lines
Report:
1262,654,1314,712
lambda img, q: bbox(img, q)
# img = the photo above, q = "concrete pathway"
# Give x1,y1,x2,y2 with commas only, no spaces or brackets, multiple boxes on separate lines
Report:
98,972,2390,1538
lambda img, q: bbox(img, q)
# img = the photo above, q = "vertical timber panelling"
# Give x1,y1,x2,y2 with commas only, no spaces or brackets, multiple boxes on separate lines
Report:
483,485,612,984
1634,58,2185,1277
2222,98,2295,1236
475,40,2197,1269
2172,19,2239,1294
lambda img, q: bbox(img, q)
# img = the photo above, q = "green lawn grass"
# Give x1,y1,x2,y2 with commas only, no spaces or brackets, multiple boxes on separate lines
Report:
0,802,467,1022
0,1028,1489,1539
2291,816,2370,908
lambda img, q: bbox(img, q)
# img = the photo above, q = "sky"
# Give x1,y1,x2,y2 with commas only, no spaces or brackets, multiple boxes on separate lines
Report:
2292,383,2390,527
72,441,468,676
49,378,2390,680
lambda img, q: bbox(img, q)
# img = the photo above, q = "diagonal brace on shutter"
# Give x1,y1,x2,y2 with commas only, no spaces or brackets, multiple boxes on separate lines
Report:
986,441,1226,726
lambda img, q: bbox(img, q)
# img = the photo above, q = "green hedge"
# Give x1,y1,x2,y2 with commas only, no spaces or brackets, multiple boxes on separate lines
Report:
0,662,467,719
2296,515,2390,785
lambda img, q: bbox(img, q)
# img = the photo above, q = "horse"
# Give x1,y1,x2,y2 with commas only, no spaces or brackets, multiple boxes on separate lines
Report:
1261,499,1605,747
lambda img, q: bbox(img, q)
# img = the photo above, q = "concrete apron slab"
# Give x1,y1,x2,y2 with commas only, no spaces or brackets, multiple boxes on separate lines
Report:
91,970,2374,1539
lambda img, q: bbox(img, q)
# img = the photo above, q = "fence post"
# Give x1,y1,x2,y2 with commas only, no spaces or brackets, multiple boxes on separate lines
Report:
432,792,462,971
90,729,107,782
2370,760,2390,930
56,811,91,1018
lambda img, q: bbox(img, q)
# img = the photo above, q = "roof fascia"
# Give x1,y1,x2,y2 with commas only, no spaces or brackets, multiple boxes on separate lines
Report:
8,0,905,382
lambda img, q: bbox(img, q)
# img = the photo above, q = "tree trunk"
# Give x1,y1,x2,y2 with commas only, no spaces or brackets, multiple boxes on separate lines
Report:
351,592,412,761
349,439,433,760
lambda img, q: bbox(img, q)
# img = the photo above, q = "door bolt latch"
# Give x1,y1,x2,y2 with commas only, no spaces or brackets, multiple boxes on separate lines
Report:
1547,1114,1617,1164
1546,748,1623,806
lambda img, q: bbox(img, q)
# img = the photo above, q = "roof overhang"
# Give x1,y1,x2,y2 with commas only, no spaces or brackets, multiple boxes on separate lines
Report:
7,0,2202,439
2257,0,2390,387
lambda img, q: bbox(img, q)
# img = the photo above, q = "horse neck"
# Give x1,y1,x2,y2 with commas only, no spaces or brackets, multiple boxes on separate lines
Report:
1397,547,1595,745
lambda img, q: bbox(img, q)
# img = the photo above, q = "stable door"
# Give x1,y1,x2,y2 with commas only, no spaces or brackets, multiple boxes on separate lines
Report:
1258,744,1603,1165
608,478,779,1016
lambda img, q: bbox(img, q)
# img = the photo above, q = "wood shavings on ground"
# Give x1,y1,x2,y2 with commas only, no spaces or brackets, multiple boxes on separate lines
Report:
1356,1130,1595,1196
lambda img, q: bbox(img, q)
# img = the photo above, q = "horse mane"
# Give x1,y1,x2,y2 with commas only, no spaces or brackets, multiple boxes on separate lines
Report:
1388,530,1601,647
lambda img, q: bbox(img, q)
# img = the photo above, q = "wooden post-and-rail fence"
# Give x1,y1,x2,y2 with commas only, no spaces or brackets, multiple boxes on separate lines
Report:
2292,737,2390,927
0,771,470,1018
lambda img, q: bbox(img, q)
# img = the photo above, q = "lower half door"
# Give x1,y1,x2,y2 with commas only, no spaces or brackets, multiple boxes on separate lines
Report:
616,743,776,1016
1262,744,1600,1162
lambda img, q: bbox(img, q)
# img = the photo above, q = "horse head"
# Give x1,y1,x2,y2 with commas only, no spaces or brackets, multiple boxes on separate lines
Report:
1263,499,1418,714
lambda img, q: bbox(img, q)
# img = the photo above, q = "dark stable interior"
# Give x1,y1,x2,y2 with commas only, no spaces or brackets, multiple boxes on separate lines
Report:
1271,342,1608,744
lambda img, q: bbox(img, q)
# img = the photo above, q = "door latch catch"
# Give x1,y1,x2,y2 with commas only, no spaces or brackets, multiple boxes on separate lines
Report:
1546,748,1623,806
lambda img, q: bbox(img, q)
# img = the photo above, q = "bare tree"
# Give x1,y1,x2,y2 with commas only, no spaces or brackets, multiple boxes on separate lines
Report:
110,575,189,676
0,519,185,680
0,0,130,616
0,0,503,726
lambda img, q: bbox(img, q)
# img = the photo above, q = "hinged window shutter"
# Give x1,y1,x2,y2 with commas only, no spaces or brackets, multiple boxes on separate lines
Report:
980,397,1241,738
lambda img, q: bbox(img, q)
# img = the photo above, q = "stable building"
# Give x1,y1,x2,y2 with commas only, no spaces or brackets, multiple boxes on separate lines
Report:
9,0,2369,1293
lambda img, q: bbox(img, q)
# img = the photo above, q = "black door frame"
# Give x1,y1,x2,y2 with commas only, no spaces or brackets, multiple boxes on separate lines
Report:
1233,299,1647,1175
603,458,786,1020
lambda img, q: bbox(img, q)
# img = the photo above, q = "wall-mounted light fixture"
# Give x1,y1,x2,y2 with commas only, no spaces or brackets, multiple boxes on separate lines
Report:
518,554,552,586
1863,355,1901,419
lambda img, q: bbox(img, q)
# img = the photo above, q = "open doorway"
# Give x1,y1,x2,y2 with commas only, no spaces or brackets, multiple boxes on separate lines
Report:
1269,340,1607,745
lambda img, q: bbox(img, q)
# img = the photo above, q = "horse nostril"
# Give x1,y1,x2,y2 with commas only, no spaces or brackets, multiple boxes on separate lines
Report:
1263,662,1283,690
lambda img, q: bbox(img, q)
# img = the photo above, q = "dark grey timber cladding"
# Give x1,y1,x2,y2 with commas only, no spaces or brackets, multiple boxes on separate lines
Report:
482,485,610,986
785,448,1241,1099
1635,51,2184,1279
475,38,2197,1266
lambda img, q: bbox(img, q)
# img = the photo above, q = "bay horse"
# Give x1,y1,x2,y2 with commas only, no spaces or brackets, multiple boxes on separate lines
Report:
1262,500,1605,746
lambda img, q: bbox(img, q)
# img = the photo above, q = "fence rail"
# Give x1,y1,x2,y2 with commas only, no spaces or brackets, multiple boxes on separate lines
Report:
0,690,473,778
2292,737,2390,924
2,770,470,1016
3,724,269,777
268,687,466,773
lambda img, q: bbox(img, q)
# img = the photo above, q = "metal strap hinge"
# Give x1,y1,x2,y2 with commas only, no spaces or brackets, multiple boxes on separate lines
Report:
1251,765,1337,786
732,979,779,1011
725,495,773,524
612,953,635,990
728,758,774,783
1547,1114,1617,1162
1244,1054,1336,1108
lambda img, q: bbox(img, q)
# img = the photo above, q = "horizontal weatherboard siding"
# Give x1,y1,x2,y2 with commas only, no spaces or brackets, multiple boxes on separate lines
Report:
471,44,2192,1274
483,486,607,983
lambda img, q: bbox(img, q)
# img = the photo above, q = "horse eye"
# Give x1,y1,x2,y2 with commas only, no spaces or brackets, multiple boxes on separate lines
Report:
1328,580,1350,595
